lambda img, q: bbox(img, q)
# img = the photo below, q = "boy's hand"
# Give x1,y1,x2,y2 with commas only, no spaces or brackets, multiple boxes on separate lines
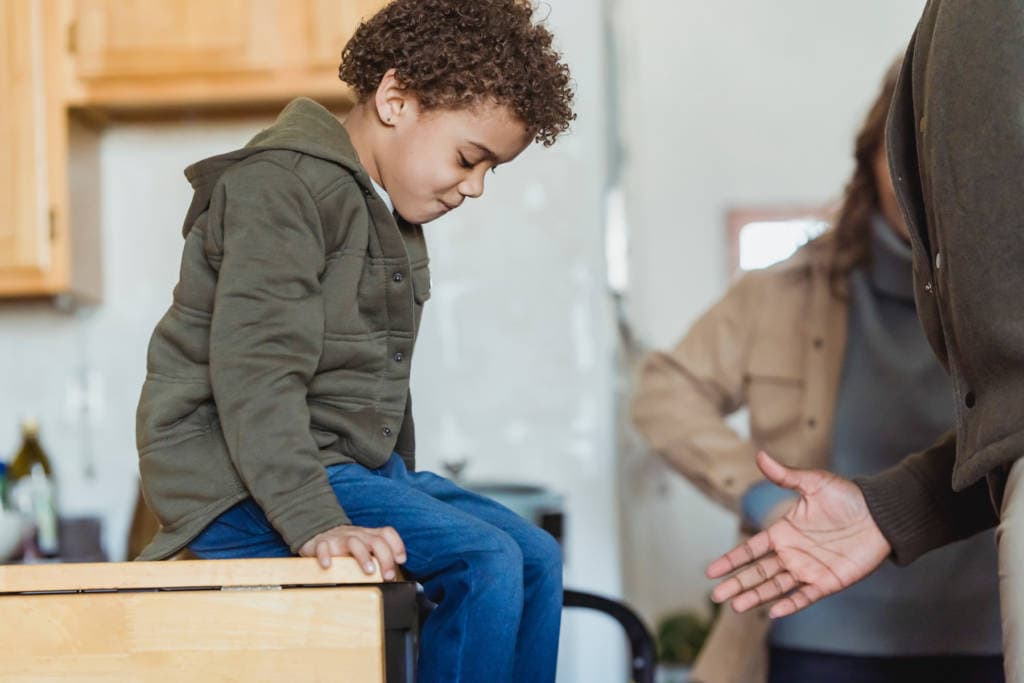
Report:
299,524,407,580
707,451,890,618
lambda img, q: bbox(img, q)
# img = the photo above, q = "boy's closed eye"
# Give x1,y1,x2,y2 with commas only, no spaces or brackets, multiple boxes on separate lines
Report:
457,154,499,175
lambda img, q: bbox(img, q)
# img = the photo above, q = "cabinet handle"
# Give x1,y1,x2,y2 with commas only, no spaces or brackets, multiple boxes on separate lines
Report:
67,20,78,55
49,208,57,241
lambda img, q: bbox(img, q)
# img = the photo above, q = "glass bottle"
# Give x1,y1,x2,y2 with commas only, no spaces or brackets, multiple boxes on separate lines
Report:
9,419,59,558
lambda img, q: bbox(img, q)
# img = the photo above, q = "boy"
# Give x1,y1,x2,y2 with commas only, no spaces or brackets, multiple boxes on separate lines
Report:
135,1,575,681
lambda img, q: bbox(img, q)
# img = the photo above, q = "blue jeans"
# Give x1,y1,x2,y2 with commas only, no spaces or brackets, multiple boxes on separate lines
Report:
190,453,563,683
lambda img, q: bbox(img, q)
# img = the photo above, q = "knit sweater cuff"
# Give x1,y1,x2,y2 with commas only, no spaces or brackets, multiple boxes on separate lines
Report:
854,430,998,566
854,464,952,566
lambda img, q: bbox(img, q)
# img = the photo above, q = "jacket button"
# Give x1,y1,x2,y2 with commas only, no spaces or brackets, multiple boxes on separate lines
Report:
924,282,934,294
813,338,824,350
393,352,404,363
392,272,404,283
806,417,817,429
965,392,976,408
382,426,393,437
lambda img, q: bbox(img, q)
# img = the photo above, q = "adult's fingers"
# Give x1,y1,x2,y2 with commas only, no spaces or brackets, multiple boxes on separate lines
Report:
731,571,798,613
710,555,784,603
707,530,773,580
768,583,826,619
757,451,831,498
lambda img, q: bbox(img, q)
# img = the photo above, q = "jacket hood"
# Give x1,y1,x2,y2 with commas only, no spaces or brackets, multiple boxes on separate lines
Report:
179,97,368,236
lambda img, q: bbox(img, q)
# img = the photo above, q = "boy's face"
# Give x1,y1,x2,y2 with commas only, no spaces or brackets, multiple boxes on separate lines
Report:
376,87,533,224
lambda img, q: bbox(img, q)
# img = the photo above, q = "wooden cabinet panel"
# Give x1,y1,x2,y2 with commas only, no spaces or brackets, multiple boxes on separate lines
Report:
0,0,50,277
304,0,383,70
1,559,393,682
61,0,389,110
72,0,278,79
0,0,100,301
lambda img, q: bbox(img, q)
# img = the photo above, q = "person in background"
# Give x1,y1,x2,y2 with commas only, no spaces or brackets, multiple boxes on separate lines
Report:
632,61,1003,683
134,2,573,681
705,3,1024,681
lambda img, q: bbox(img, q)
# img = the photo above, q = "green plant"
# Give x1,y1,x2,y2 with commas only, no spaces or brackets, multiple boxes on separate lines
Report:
655,600,718,665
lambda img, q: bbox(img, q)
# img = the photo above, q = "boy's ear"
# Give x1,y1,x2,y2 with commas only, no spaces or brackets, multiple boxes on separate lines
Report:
374,68,408,127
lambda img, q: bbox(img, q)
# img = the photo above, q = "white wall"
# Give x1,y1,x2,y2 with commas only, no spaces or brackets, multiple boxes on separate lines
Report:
0,1,623,680
613,0,928,627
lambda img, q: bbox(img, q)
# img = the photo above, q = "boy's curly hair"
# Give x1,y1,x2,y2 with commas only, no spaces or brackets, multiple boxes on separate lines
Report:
339,0,575,147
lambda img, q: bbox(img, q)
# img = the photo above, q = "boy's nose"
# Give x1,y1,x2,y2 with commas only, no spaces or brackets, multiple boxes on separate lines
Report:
459,173,485,199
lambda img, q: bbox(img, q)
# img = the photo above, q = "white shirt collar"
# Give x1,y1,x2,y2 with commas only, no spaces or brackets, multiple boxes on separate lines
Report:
369,177,394,214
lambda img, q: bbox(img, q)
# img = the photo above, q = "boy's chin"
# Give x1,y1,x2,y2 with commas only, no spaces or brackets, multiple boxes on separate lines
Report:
396,204,449,225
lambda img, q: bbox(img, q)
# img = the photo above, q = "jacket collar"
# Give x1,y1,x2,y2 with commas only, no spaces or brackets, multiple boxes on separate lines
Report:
180,98,372,236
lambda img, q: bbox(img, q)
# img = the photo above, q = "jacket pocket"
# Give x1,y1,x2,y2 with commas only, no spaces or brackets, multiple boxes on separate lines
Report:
412,264,431,304
745,373,805,442
137,377,216,452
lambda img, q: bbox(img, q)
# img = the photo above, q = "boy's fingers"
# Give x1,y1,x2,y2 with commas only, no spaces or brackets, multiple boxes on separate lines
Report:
379,526,407,563
369,537,397,580
315,540,332,569
345,536,376,575
707,531,773,580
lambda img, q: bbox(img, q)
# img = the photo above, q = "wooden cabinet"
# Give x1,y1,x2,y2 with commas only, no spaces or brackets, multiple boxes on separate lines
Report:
1,558,418,682
0,0,384,300
0,0,100,300
61,0,388,111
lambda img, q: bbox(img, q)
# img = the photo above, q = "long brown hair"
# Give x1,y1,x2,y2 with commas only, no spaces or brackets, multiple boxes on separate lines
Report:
826,59,902,296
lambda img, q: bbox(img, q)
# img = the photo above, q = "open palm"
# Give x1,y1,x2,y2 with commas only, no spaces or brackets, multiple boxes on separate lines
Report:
707,451,892,618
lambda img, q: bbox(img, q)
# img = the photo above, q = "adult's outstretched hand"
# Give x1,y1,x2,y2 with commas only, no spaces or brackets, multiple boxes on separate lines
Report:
707,451,891,618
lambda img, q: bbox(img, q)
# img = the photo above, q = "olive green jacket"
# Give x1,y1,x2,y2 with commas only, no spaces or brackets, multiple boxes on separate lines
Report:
136,98,430,560
856,0,1022,563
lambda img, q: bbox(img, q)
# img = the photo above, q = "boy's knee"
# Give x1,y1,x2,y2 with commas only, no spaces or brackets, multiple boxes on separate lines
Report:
474,529,525,567
466,531,525,600
524,527,562,569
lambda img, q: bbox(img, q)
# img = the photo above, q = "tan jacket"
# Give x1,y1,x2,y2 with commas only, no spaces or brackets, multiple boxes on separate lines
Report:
631,236,846,683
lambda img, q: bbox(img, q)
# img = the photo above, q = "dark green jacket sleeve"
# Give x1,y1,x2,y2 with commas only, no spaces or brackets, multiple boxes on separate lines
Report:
855,430,998,566
208,158,350,552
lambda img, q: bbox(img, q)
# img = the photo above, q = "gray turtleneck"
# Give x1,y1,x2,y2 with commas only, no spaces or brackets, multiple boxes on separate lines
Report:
767,217,1002,656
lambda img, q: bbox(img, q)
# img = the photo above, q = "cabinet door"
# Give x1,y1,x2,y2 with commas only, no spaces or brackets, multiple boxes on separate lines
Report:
0,0,51,278
303,0,386,71
71,0,279,81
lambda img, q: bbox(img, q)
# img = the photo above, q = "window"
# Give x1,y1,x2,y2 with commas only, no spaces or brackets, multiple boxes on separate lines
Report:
726,206,833,273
